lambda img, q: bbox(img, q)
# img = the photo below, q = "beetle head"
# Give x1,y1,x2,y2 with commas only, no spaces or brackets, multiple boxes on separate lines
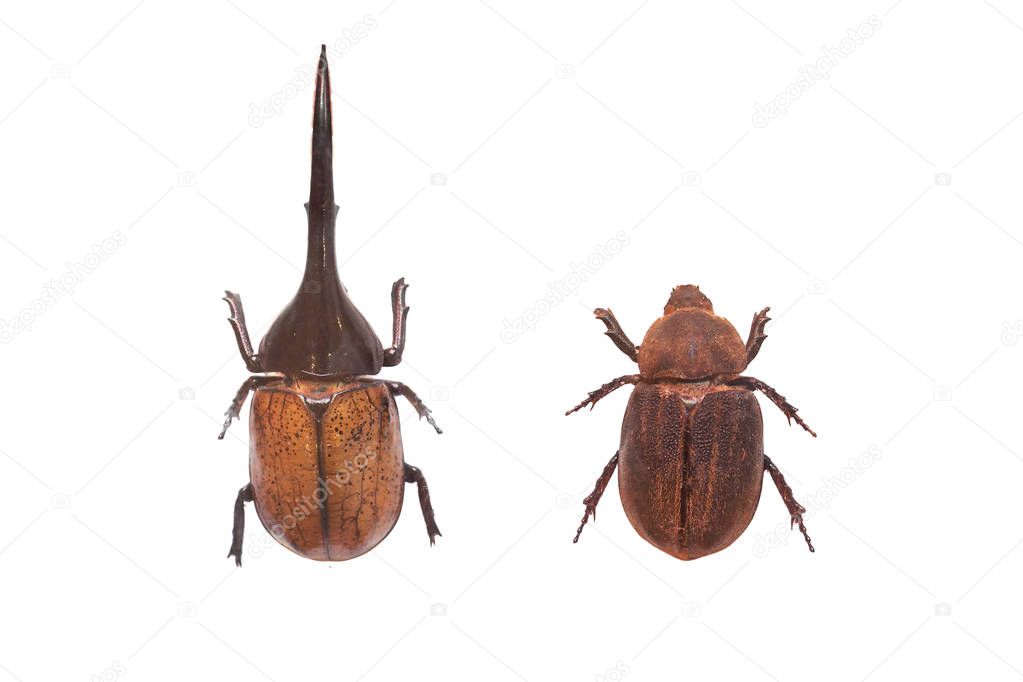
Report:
664,284,713,315
257,46,384,377
638,284,747,380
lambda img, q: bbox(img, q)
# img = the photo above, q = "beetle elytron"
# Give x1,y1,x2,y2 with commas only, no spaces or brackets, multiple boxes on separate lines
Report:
568,285,816,559
218,46,442,565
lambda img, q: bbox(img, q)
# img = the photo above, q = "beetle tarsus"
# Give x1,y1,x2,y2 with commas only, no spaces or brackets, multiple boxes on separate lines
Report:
387,381,442,433
223,291,262,373
566,375,641,415
728,376,816,437
574,452,620,543
764,456,814,552
404,464,441,545
219,375,278,439
228,483,254,566
594,308,639,362
383,278,410,367
745,307,771,365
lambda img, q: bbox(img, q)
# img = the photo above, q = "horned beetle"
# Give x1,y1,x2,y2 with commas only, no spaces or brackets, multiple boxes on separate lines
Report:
218,47,442,565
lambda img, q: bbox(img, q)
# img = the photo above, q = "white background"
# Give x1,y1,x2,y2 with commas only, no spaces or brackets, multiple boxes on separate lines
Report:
1,1,1022,680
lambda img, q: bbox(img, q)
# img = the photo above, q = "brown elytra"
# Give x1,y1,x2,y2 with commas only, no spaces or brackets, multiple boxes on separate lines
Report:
618,383,763,559
217,46,441,566
568,285,817,560
249,380,405,561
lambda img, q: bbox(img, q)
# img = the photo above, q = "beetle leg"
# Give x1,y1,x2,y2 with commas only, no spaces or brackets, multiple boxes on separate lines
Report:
745,307,771,365
574,452,619,542
383,278,410,367
727,376,816,437
387,381,442,434
764,456,814,553
594,308,639,362
223,291,262,373
219,375,279,439
404,464,441,545
565,375,641,415
228,483,254,566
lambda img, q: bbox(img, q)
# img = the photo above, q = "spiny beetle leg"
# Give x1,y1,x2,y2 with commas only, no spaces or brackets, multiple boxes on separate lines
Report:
574,452,619,543
594,308,639,362
764,456,814,553
383,278,409,367
219,375,278,439
565,375,641,415
405,464,441,545
223,291,262,373
228,483,254,566
745,307,771,365
728,375,816,437
387,381,442,433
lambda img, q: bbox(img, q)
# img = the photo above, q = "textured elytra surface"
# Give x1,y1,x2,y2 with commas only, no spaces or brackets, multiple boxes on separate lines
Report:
638,309,748,380
618,382,763,560
249,380,404,561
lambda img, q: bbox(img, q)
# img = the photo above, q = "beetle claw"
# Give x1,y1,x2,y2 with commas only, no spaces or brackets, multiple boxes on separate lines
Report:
218,411,236,440
388,381,443,434
594,307,640,362
729,376,817,437
405,464,441,545
416,403,442,433
765,455,814,553
228,483,254,566
422,410,443,435
574,452,619,543
567,375,640,416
